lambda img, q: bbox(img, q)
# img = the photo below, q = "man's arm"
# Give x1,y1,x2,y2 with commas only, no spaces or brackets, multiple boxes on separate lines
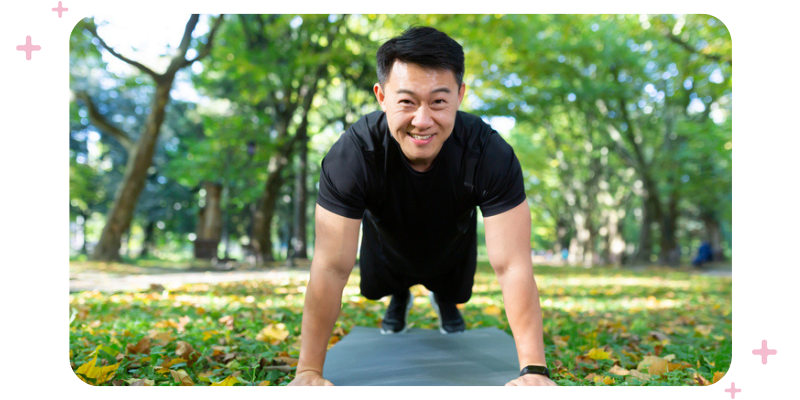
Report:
483,201,556,386
288,204,361,386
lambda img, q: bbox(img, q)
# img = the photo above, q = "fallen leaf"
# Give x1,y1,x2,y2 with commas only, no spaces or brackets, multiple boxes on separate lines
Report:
647,358,669,375
211,375,239,386
694,325,713,336
155,357,187,374
586,348,612,360
694,372,710,385
585,373,614,385
608,365,630,376
483,305,502,316
154,320,179,329
170,369,194,386
177,316,191,332
713,371,726,384
256,324,290,343
637,355,662,371
628,370,651,382
668,361,692,371
219,315,234,330
552,335,569,347
175,341,200,366
126,337,151,355
148,330,173,346
258,381,272,386
75,356,120,385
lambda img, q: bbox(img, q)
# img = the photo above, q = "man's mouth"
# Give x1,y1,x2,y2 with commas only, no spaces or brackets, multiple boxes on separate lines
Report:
408,132,435,141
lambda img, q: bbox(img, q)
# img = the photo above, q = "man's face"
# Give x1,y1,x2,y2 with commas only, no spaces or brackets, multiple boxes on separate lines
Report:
374,60,466,172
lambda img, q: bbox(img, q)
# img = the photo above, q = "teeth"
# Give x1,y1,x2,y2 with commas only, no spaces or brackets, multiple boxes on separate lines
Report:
411,134,432,140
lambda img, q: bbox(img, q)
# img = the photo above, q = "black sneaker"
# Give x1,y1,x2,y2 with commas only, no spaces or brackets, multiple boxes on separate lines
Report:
380,290,414,334
428,291,466,334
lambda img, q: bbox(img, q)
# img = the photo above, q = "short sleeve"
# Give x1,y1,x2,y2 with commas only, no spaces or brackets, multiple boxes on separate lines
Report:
475,133,527,217
316,132,368,219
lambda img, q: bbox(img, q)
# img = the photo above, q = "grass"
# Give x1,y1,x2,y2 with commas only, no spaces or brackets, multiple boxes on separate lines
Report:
68,261,731,386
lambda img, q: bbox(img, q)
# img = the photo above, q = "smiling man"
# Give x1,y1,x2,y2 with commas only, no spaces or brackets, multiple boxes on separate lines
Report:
289,27,555,386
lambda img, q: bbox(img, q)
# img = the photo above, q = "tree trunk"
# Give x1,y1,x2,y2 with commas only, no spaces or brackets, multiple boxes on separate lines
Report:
139,219,155,258
87,14,222,261
659,190,681,266
291,131,309,259
195,181,223,259
90,81,174,261
252,154,291,263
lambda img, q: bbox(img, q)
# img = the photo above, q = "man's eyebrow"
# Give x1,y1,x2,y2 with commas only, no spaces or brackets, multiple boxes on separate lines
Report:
395,87,452,95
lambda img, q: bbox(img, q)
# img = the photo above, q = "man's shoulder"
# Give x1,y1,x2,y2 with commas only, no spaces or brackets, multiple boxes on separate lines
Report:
344,110,386,153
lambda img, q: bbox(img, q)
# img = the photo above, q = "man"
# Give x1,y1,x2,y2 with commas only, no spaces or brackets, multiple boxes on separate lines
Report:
289,26,555,386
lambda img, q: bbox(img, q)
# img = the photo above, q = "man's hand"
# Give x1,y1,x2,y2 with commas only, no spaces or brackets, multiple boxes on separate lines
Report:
505,374,557,386
287,370,334,386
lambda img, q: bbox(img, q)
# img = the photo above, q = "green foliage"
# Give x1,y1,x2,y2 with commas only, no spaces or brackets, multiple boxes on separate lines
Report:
69,261,731,385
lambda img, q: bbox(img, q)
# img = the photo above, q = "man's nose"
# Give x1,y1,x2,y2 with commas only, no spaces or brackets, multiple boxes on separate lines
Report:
412,106,434,130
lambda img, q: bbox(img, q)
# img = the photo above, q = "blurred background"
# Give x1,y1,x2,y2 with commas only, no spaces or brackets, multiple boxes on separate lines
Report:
69,14,732,268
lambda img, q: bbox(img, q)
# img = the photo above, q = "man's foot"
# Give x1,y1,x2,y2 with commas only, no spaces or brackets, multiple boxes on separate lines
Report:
428,291,466,334
380,290,414,334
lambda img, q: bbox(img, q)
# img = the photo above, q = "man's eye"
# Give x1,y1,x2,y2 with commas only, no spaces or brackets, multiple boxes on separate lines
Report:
400,100,413,105
434,99,446,104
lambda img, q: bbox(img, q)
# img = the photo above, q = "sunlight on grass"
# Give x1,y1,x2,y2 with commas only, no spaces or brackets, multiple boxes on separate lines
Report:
70,262,731,386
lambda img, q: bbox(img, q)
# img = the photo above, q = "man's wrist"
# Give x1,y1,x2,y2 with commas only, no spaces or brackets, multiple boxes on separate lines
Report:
519,365,550,378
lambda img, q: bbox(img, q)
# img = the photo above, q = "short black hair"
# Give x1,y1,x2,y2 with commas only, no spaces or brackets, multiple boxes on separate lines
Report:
376,26,465,88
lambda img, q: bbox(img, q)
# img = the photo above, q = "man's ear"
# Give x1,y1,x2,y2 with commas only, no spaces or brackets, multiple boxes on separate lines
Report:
374,83,386,111
457,82,466,108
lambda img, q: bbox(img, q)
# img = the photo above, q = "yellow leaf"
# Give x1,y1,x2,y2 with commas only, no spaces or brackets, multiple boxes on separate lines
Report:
203,330,220,341
712,371,726,384
154,320,179,329
585,373,614,385
256,323,290,343
258,380,272,386
170,369,194,386
586,348,612,360
608,365,630,376
628,370,651,382
637,355,662,371
483,305,502,316
552,335,569,347
694,325,713,336
211,375,239,386
648,358,669,375
75,356,120,385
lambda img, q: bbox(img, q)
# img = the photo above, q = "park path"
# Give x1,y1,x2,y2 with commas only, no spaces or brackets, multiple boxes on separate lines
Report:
69,266,312,293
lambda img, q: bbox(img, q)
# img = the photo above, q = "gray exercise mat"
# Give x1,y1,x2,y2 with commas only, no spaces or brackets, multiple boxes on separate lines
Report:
322,326,519,386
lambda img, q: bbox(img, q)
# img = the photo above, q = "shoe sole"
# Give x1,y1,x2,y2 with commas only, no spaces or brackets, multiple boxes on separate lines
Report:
380,293,414,334
428,291,465,335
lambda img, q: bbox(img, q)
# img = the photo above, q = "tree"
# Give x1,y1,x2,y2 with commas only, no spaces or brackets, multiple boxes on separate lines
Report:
73,14,224,261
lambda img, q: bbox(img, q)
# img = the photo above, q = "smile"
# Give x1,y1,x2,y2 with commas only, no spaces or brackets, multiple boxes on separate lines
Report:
407,132,435,142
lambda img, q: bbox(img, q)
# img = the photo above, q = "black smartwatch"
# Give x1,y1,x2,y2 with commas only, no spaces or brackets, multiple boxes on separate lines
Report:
519,365,550,378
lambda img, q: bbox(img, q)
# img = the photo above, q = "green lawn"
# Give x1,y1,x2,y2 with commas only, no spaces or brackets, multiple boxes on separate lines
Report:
69,261,731,386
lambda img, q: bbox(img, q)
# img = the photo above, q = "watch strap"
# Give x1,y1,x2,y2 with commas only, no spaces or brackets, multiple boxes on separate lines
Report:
519,365,550,378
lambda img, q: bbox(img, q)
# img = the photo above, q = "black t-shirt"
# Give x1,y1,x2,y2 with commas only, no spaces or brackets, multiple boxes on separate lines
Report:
317,110,525,278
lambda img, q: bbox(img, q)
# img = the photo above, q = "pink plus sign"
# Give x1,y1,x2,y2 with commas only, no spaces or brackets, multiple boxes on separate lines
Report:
724,382,741,399
752,339,777,364
16,36,41,60
52,2,68,18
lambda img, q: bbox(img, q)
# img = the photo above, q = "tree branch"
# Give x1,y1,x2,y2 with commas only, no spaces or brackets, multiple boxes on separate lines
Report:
85,21,161,81
74,91,135,153
182,14,226,67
